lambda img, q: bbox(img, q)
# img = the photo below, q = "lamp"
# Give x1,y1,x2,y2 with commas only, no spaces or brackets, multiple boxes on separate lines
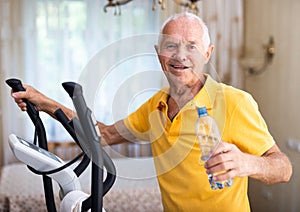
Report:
103,0,133,15
103,0,201,15
104,0,166,15
173,0,202,14
152,0,166,11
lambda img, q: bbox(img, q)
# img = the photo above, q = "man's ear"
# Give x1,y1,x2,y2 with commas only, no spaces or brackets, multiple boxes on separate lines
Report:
154,44,159,54
204,45,214,63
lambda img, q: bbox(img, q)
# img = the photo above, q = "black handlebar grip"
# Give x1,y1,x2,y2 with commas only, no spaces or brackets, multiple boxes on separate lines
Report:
62,82,78,98
5,78,39,119
5,78,26,92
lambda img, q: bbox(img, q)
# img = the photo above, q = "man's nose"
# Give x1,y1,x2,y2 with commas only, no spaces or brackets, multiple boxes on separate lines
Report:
173,46,187,62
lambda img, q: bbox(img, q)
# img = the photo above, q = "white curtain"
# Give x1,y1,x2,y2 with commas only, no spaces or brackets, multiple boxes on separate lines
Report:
0,0,163,164
0,0,28,165
202,0,244,88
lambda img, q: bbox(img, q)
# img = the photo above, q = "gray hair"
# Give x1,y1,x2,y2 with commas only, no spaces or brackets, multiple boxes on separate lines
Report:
159,12,211,51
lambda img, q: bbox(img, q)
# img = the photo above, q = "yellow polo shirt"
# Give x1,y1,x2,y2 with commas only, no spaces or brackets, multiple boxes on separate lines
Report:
124,75,275,212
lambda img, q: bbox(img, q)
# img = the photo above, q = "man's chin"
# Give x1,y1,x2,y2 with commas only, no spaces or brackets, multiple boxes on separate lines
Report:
167,75,191,85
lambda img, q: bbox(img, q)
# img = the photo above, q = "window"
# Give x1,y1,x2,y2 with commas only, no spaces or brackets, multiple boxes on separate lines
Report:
23,0,162,141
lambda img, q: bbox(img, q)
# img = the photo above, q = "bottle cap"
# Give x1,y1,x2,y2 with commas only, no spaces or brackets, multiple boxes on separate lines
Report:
196,106,208,117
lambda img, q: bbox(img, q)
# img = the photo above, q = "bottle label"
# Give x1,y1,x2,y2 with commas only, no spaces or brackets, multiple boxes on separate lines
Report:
208,173,233,190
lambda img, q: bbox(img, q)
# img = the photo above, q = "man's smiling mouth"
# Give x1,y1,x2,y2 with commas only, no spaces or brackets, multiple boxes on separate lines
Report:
170,64,189,70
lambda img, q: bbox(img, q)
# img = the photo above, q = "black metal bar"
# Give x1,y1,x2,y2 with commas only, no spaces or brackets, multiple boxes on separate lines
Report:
62,82,104,211
53,109,91,177
6,78,57,212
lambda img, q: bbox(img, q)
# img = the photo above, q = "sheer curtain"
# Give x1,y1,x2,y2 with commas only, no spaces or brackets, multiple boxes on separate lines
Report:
0,0,28,165
174,0,244,88
0,0,162,164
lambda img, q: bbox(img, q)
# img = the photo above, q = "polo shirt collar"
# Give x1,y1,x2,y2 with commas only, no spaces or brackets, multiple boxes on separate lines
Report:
192,74,220,111
157,74,221,112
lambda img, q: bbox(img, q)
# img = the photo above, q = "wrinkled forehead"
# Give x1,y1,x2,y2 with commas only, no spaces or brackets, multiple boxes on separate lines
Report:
158,18,204,46
159,34,200,45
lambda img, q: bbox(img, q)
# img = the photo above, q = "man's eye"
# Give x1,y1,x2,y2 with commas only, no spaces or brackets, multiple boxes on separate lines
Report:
166,43,177,49
188,45,197,50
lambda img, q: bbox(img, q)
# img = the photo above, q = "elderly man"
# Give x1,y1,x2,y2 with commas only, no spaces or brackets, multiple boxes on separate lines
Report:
11,12,292,211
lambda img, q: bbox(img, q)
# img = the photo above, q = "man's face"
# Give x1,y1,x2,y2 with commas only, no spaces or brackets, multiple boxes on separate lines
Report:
156,17,213,87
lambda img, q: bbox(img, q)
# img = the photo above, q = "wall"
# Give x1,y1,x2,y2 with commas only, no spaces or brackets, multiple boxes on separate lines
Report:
0,109,2,167
244,0,300,211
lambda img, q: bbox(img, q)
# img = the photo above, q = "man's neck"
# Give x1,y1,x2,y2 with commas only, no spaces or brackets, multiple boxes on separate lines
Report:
169,76,205,106
167,76,206,121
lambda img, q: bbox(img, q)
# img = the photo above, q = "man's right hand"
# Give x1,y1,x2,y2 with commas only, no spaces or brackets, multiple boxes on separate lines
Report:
11,85,53,113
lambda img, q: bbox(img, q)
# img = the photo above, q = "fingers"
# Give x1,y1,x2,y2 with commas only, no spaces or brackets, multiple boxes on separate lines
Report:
204,142,236,181
205,158,234,174
11,94,27,111
212,141,231,155
10,85,48,112
10,85,30,111
209,169,235,182
205,153,231,173
204,142,231,168
204,142,250,181
17,101,27,111
205,154,235,182
11,89,28,99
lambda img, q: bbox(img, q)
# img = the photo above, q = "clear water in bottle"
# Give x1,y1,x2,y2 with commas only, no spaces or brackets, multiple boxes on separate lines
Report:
195,106,233,190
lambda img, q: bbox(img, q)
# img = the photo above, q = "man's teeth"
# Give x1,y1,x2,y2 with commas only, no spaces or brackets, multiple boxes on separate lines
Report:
172,65,187,69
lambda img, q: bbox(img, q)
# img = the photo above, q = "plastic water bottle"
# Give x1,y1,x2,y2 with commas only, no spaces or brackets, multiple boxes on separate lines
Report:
195,106,233,190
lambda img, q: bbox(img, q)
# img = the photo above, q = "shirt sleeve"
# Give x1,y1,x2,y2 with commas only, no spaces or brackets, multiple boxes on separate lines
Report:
228,93,275,156
123,100,151,141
